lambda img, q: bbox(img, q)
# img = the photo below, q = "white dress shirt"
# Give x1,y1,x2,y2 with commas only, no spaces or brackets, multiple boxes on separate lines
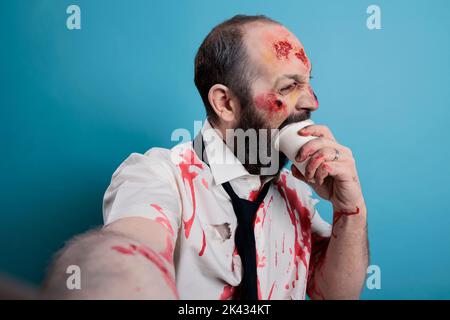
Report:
103,119,331,300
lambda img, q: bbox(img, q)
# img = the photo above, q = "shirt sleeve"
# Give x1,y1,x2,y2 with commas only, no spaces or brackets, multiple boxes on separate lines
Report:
102,148,182,242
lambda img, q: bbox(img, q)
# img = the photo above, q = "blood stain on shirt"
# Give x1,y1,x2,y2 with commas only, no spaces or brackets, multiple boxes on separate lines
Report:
275,241,278,267
276,173,312,281
257,278,262,300
248,188,260,201
159,234,174,265
261,196,273,228
150,203,175,236
199,229,206,256
179,149,204,239
219,284,235,300
267,282,276,300
201,178,209,189
256,251,267,268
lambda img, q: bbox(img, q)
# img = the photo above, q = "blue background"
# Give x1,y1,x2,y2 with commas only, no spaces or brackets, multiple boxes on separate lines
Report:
1,0,449,299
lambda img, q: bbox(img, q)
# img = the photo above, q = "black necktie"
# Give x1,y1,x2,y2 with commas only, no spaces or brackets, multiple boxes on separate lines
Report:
221,180,271,300
193,133,272,300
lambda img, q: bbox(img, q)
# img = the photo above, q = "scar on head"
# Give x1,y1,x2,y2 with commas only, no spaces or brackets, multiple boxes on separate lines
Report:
273,40,309,67
273,40,293,60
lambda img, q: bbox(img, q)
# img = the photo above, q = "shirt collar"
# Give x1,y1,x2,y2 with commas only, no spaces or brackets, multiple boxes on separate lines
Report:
200,119,277,186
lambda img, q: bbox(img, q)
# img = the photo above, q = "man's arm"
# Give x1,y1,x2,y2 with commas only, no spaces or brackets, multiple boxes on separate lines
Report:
308,203,368,299
41,217,178,299
292,123,369,299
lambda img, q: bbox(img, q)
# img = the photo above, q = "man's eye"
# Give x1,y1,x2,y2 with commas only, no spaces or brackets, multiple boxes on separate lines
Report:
279,83,298,94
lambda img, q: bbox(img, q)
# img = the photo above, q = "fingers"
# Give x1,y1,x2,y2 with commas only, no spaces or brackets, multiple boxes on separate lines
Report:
304,147,337,181
314,160,355,185
291,164,306,182
296,138,349,163
298,124,336,141
315,162,333,185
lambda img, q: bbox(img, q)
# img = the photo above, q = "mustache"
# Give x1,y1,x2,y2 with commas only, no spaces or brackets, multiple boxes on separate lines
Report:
278,110,311,130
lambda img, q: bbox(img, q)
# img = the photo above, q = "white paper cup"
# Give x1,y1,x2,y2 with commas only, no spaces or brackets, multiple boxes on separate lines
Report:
273,119,317,175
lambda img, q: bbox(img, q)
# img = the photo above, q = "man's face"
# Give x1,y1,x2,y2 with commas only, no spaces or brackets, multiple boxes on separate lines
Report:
230,23,318,176
241,23,318,130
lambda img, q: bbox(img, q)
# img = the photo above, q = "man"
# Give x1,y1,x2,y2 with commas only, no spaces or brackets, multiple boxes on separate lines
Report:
42,15,368,300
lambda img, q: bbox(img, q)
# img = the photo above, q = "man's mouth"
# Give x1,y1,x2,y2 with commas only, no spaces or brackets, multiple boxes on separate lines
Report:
278,110,311,130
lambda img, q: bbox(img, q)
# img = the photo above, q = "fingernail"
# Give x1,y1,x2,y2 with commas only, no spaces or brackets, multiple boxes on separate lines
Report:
298,153,307,162
298,129,310,136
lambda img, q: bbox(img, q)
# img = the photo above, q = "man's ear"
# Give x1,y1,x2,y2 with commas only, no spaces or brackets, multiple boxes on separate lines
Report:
208,84,240,124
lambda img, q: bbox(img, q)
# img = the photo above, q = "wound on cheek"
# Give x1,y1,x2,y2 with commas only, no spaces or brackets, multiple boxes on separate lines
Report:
255,92,287,114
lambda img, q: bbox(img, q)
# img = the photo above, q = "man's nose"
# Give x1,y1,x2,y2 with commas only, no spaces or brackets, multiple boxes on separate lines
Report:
295,84,319,111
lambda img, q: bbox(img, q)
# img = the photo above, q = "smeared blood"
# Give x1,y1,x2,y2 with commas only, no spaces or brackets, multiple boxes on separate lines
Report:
219,284,235,300
231,246,239,272
201,178,209,189
276,173,312,281
199,229,206,256
254,92,287,114
111,244,179,298
136,245,179,298
253,201,264,228
257,278,262,300
256,251,266,268
295,48,309,66
159,235,174,265
179,149,203,239
150,203,163,212
248,188,259,201
274,40,293,59
275,241,278,267
267,282,276,300
150,203,175,236
261,196,273,228
111,245,134,255
332,207,360,238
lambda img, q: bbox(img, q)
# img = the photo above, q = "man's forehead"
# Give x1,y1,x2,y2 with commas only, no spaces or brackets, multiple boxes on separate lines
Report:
243,23,310,76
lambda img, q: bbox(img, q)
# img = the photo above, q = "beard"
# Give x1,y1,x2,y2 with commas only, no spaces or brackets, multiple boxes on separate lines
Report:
231,102,311,177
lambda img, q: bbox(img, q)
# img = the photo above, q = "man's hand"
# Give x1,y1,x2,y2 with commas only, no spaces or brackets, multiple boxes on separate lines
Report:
290,124,365,212
291,124,368,299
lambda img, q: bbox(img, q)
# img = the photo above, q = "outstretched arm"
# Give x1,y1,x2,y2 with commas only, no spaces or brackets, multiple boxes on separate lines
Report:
41,217,178,299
